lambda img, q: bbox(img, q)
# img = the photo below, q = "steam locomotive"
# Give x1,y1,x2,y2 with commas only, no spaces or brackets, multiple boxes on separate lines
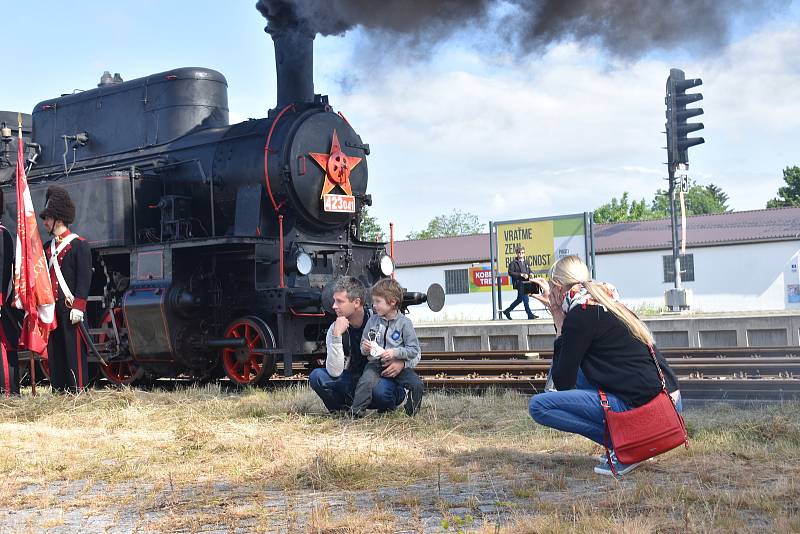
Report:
0,27,443,386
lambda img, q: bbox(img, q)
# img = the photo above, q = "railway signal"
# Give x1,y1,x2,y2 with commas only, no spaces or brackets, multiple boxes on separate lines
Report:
665,68,704,166
663,68,705,310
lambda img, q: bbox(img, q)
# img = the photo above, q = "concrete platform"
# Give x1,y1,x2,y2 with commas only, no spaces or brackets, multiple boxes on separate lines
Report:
414,310,800,352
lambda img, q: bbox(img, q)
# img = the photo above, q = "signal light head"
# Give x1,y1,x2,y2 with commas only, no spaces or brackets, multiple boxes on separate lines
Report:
665,68,705,165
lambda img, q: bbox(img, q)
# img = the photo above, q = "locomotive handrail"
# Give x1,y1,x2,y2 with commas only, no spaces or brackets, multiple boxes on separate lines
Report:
263,103,295,213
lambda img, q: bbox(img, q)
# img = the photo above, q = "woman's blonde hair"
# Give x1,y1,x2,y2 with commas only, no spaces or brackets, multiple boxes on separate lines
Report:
549,255,654,347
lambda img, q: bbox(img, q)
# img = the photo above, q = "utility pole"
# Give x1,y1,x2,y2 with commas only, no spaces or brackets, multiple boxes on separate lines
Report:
664,68,704,311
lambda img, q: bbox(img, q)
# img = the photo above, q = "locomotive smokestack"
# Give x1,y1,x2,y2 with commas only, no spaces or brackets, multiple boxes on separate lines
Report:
267,25,315,108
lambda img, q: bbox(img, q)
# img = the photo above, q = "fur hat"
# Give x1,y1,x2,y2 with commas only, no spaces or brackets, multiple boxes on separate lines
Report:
39,186,75,225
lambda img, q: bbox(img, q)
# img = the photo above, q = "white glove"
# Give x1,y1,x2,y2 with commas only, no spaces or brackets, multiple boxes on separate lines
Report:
70,308,84,324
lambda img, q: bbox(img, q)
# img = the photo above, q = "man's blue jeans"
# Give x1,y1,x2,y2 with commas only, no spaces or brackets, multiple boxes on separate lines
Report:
529,370,683,445
308,368,405,412
505,286,534,317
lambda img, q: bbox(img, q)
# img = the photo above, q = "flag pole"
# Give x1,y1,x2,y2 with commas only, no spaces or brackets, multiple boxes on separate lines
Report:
17,114,37,396
16,114,37,396
30,358,36,396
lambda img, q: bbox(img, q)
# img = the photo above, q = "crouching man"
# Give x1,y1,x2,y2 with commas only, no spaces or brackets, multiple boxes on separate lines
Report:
309,276,417,413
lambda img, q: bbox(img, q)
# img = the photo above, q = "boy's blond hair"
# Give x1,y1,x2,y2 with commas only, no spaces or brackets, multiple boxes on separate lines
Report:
371,278,403,309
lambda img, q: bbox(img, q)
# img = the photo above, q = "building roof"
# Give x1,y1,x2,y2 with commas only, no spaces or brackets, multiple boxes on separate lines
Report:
392,233,488,267
392,207,800,267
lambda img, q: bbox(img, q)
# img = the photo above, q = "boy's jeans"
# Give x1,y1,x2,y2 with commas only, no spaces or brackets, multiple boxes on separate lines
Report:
351,361,424,415
309,368,404,412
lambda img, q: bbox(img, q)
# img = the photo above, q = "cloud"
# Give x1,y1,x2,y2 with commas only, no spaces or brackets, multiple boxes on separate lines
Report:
321,20,800,237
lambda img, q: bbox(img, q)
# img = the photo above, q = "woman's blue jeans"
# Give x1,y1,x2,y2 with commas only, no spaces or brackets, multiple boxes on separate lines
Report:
528,370,683,446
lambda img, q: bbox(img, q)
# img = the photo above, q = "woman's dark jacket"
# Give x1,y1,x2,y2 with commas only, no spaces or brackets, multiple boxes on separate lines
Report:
552,304,679,407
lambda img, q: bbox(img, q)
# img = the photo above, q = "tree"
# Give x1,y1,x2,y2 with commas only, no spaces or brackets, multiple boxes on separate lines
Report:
406,209,483,240
651,181,730,217
705,183,729,211
592,192,653,223
767,166,800,208
595,182,731,224
358,206,385,242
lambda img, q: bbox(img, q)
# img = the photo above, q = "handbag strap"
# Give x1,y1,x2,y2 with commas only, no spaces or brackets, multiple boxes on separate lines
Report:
597,390,619,476
598,345,670,409
646,344,668,392
617,301,669,392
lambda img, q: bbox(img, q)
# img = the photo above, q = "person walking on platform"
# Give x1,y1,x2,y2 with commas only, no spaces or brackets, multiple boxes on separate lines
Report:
503,246,537,320
40,186,92,393
0,191,20,396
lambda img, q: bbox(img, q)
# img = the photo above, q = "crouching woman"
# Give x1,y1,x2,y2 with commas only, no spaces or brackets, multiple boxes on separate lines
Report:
528,255,682,476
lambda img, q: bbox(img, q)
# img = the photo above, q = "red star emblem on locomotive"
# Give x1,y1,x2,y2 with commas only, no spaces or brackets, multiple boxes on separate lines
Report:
309,129,362,198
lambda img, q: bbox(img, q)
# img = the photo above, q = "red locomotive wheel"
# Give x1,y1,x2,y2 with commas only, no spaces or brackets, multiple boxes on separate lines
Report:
221,316,276,387
96,309,145,386
100,360,144,385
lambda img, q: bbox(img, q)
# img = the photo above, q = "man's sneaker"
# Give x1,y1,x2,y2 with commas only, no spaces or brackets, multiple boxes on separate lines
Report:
594,452,642,476
503,310,512,320
527,314,538,320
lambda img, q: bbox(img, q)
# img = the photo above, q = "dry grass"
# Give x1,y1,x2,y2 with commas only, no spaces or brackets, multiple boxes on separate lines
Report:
0,386,799,532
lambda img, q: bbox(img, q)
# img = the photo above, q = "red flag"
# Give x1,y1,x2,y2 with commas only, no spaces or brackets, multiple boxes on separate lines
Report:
13,117,56,356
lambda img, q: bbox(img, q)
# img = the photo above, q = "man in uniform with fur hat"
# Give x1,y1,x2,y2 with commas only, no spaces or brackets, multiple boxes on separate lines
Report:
0,190,21,395
40,186,92,392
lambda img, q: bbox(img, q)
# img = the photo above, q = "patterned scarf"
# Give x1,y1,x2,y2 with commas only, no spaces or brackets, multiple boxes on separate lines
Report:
561,281,621,314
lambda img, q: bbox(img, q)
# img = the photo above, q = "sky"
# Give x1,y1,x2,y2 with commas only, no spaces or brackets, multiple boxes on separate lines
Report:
4,1,800,239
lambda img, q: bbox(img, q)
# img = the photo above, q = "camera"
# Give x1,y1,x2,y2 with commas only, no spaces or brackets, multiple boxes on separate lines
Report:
522,280,541,295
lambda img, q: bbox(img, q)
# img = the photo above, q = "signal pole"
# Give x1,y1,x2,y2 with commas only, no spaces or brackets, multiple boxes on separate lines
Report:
664,68,704,311
668,163,682,290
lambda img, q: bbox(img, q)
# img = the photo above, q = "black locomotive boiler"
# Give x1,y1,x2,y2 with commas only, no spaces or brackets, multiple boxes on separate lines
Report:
0,26,444,386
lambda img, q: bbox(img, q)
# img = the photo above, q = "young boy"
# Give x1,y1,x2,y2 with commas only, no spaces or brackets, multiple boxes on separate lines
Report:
350,278,424,417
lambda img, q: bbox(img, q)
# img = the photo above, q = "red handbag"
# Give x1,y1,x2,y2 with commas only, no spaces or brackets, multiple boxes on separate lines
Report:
598,345,688,472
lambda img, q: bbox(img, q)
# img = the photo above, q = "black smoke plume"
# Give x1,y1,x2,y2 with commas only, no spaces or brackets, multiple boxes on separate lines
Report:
256,0,789,56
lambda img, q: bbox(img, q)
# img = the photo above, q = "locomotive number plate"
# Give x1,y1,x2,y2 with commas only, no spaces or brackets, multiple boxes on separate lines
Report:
323,194,356,213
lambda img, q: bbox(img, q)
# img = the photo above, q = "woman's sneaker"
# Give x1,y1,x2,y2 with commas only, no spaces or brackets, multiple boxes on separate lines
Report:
593,452,642,476
597,452,654,464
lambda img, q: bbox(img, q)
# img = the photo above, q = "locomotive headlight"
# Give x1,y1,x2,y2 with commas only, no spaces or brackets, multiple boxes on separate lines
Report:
379,254,394,276
295,252,313,276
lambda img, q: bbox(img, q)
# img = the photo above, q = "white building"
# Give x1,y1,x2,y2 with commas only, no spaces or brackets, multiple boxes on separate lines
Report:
394,207,800,322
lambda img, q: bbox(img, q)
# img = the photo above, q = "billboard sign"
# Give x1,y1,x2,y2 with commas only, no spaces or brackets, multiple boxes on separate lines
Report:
494,213,592,279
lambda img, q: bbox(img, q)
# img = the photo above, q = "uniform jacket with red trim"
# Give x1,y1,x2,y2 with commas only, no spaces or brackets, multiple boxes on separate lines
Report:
0,225,13,303
44,231,92,313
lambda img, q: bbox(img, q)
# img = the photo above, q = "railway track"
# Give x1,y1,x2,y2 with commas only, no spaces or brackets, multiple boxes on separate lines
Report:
19,346,800,401
403,348,800,401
